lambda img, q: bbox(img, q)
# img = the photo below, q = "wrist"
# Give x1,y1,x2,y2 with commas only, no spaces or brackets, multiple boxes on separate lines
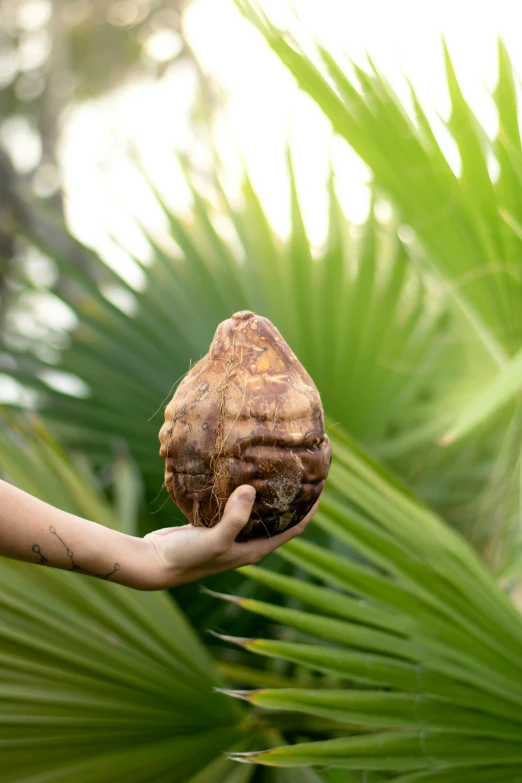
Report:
117,534,171,591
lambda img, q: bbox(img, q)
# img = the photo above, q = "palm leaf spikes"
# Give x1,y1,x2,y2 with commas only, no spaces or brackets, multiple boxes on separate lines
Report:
211,423,522,776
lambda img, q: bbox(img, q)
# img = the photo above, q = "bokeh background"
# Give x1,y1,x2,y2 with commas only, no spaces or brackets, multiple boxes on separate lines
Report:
3,0,522,368
2,2,522,781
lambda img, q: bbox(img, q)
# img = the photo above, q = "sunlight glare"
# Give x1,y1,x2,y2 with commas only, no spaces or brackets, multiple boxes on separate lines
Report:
59,0,522,273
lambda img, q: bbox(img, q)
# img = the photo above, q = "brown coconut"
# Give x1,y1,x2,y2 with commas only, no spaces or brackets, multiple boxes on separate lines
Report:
159,311,331,541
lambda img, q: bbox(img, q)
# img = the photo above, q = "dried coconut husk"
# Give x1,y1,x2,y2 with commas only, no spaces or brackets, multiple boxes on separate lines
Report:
159,311,331,541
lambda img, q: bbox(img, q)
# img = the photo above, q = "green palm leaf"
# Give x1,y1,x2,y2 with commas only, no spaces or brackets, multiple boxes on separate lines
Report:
0,416,333,782
233,0,522,564
1,151,471,560
210,424,522,778
0,416,252,781
236,1,522,426
229,732,522,771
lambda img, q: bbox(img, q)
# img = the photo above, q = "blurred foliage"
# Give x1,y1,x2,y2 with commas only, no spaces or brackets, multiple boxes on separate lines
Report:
0,0,195,152
0,0,211,331
237,0,522,566
1,153,518,560
3,159,466,634
1,0,522,779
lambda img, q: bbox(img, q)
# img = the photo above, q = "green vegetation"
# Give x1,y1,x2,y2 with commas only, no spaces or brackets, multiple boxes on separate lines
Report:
1,2,522,780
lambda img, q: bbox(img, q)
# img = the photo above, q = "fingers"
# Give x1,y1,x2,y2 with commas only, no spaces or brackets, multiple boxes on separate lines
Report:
235,498,320,565
210,485,256,553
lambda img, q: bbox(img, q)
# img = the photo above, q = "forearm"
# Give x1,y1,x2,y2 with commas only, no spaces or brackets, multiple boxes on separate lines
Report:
0,480,161,590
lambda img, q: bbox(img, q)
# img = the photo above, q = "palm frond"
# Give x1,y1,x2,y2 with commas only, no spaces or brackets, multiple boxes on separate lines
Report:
212,423,522,778
0,415,255,781
2,158,457,520
236,1,522,426
233,0,522,561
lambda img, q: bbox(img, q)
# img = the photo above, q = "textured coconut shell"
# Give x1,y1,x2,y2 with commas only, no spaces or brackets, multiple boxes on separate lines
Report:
159,311,331,540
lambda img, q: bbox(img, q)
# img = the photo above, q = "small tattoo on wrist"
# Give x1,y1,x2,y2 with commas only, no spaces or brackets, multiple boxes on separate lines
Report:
32,526,120,580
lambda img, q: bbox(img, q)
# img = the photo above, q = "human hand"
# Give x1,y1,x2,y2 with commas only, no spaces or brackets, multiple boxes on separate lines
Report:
142,485,319,590
0,479,317,591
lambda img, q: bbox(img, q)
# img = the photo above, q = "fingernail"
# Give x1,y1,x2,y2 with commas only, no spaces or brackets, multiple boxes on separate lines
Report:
237,485,256,503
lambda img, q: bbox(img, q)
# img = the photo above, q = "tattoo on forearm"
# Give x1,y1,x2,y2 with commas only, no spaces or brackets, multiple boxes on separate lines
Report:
32,544,48,565
32,525,120,580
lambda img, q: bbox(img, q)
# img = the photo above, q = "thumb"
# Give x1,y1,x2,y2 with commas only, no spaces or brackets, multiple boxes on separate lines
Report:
211,485,256,550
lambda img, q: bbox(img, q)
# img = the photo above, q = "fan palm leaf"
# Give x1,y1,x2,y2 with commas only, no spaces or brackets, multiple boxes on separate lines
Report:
1,157,458,525
0,414,332,782
208,423,522,779
0,414,250,780
235,1,522,438
232,0,522,557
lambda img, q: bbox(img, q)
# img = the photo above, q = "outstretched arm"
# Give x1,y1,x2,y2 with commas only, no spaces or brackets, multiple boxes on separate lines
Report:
0,480,317,590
